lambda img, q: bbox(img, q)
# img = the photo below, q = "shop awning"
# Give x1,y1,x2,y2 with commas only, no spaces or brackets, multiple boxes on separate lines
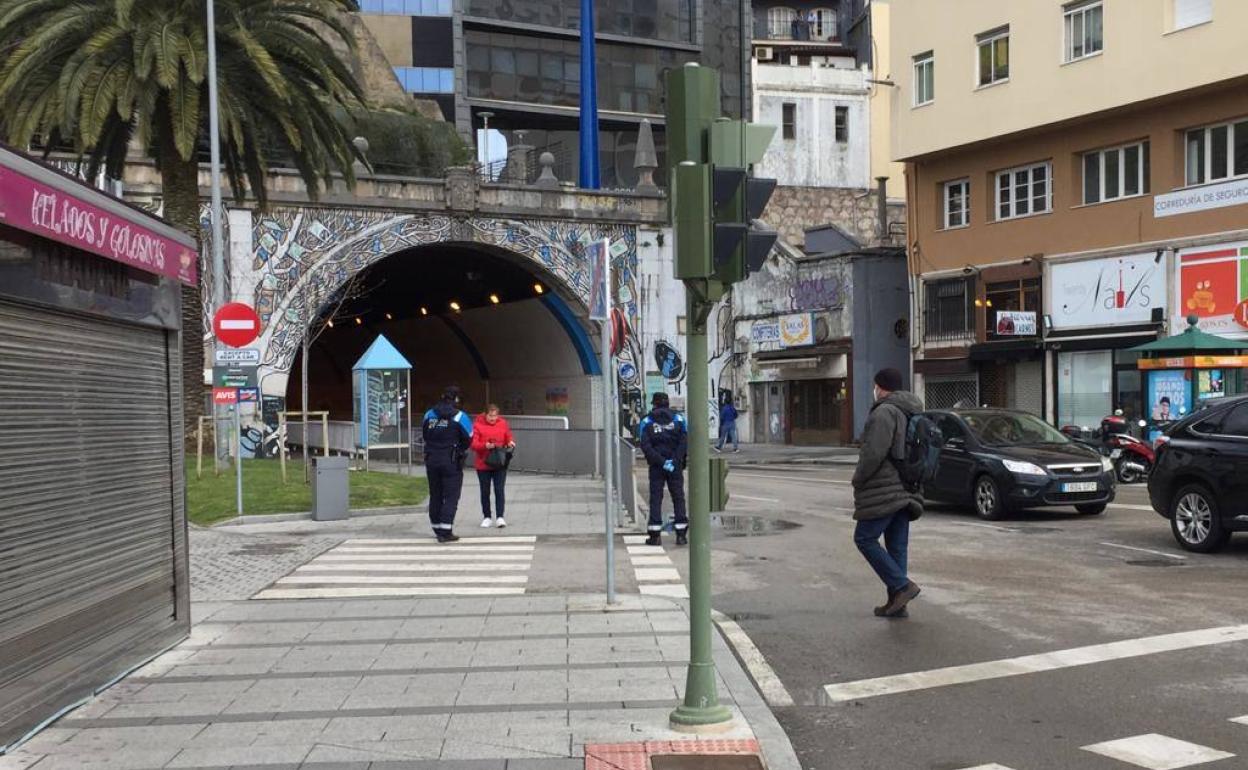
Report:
1129,315,1247,354
968,338,1043,362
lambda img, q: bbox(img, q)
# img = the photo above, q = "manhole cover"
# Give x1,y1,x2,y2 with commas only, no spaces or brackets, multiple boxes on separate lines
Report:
651,756,764,770
230,543,302,556
710,514,801,537
1126,558,1182,567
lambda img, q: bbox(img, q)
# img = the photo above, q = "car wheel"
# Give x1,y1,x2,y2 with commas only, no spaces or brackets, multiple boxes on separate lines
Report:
1170,485,1230,553
1076,503,1107,515
973,475,1005,520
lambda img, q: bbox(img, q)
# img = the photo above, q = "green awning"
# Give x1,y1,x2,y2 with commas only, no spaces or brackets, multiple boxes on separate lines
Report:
1130,315,1248,354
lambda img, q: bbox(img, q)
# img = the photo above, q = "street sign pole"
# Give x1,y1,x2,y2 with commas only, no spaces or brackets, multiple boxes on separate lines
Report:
234,402,243,522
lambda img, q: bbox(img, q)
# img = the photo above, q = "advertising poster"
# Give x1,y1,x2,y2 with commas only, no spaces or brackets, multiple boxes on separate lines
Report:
1175,241,1248,337
1198,369,1225,400
1048,253,1165,330
1147,370,1191,422
587,239,609,322
994,311,1037,336
545,386,569,416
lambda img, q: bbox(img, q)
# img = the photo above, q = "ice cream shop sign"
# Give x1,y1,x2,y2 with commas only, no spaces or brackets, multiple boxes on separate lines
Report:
0,160,196,285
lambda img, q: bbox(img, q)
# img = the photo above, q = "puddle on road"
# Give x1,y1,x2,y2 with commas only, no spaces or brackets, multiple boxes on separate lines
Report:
710,514,801,537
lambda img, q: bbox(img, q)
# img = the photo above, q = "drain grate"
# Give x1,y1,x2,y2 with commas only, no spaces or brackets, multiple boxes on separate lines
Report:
710,514,801,537
230,543,303,556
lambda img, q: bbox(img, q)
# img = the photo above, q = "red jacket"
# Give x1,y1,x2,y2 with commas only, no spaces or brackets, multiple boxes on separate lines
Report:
470,414,514,471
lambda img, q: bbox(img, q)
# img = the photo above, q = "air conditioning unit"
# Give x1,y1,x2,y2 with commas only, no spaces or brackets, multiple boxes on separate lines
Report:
756,46,775,62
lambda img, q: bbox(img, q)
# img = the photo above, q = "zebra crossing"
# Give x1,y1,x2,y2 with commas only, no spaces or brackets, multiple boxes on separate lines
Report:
253,536,536,600
957,718,1248,769
624,534,688,598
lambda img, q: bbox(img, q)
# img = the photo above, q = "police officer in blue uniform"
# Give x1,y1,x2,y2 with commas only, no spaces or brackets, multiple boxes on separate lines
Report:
638,392,688,546
422,386,474,543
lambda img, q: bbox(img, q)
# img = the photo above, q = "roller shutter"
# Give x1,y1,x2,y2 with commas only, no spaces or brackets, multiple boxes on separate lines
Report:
0,298,184,748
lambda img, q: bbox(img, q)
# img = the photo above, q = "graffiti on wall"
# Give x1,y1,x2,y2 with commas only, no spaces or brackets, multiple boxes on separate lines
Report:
653,339,685,386
789,275,846,312
208,206,640,385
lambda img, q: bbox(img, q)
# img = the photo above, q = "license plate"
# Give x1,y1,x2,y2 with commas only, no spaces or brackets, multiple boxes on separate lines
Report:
1063,482,1098,493
1110,449,1122,459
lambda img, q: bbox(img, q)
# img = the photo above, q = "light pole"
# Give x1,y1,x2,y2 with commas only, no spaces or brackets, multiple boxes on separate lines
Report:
206,0,229,472
479,112,495,181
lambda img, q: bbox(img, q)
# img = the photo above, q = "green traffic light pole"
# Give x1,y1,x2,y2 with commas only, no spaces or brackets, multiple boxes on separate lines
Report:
667,62,733,730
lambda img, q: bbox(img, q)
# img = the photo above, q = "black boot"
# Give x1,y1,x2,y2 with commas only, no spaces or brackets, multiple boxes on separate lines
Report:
675,530,688,546
645,532,662,546
437,532,460,543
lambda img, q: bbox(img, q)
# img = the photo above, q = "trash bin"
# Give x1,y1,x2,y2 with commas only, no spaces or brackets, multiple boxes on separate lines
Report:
312,456,349,521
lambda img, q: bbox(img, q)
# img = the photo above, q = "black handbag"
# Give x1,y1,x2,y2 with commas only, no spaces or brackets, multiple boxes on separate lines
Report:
486,447,508,470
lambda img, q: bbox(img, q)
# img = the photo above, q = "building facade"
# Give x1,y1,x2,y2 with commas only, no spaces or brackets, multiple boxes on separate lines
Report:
358,0,749,188
890,0,1248,430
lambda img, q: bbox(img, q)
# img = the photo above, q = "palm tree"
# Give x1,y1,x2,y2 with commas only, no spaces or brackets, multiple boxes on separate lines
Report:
0,0,366,445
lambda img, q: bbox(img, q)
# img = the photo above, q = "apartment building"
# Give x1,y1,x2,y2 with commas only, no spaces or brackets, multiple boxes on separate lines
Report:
891,0,1248,430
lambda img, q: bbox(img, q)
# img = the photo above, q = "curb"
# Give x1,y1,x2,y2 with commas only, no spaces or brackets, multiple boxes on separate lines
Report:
213,504,427,527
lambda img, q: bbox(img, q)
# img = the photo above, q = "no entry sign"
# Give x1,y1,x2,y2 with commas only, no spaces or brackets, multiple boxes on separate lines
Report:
213,303,261,348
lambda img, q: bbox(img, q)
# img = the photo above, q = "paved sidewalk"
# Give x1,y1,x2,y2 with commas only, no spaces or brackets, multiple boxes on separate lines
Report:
1,594,798,770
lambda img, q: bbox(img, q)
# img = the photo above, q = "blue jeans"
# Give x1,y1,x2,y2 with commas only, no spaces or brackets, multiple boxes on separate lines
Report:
853,509,910,593
717,422,738,450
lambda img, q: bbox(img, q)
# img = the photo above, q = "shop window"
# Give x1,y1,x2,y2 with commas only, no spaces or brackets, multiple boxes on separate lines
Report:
995,161,1051,220
1185,120,1248,186
923,276,975,342
1083,141,1150,204
984,277,1040,337
1057,350,1113,432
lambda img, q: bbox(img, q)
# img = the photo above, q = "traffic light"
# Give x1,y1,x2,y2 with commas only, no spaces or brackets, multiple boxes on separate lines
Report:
666,65,778,285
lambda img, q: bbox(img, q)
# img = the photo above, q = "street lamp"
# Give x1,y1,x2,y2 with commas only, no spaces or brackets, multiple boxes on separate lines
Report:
206,0,228,471
479,111,495,181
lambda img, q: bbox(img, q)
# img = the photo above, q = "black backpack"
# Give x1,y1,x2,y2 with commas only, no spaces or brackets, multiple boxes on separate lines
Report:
893,412,943,492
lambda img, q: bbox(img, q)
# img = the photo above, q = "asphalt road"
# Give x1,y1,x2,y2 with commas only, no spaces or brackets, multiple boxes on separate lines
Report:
666,464,1248,770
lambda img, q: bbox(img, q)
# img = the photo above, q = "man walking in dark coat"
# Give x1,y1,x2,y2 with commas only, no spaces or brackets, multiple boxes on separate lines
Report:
852,368,924,617
638,392,688,546
422,386,473,543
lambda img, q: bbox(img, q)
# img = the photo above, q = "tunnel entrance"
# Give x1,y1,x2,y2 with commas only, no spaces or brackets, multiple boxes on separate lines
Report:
285,243,600,428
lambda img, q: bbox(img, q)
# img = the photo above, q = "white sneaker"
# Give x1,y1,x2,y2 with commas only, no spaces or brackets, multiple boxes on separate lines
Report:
496,518,507,528
480,518,494,528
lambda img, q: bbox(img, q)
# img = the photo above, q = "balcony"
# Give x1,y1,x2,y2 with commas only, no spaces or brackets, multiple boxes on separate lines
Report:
923,277,976,345
753,62,866,92
758,19,839,43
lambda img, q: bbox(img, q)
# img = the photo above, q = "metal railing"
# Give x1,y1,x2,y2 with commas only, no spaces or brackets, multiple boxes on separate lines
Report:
761,19,838,41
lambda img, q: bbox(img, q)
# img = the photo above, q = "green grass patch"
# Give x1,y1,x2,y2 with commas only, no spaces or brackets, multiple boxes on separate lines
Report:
186,457,428,527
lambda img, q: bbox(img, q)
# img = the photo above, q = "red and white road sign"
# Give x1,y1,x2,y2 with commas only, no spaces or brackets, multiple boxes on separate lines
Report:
213,303,261,348
212,387,238,405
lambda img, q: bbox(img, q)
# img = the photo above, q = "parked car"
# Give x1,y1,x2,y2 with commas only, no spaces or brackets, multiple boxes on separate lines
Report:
923,409,1116,520
1148,394,1248,552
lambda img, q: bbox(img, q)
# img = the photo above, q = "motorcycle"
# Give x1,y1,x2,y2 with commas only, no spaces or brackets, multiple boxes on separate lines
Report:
1099,414,1155,484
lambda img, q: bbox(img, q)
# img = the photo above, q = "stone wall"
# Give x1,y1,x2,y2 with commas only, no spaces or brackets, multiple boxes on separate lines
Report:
344,14,445,121
763,184,906,251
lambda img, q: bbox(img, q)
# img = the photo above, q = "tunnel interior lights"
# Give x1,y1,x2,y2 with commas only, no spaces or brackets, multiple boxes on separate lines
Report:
489,294,500,304
327,319,334,328
420,307,428,316
354,317,362,325
449,301,461,312
534,283,544,295
385,312,393,320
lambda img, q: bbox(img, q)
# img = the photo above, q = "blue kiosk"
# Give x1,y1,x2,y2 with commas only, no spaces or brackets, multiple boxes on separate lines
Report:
353,334,414,472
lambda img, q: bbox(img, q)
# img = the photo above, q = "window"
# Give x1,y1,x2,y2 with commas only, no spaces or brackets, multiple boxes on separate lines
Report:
1064,1,1103,62
995,162,1051,220
935,414,968,443
943,179,970,229
361,0,452,14
811,8,838,40
767,7,797,39
393,66,455,93
984,278,1040,337
834,106,849,143
1185,120,1248,186
1218,403,1248,437
782,103,796,140
976,26,1009,86
1083,141,1150,204
923,276,975,341
1173,0,1212,30
913,52,934,106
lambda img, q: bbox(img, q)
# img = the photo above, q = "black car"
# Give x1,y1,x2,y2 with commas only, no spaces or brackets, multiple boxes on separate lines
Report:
1148,394,1248,552
923,409,1116,520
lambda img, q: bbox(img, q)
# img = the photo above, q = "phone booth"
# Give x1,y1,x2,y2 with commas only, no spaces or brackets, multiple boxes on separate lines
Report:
1132,314,1248,442
352,334,413,472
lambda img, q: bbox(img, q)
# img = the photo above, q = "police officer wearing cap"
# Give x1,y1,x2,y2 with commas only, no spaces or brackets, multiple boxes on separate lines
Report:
422,386,473,542
638,392,688,546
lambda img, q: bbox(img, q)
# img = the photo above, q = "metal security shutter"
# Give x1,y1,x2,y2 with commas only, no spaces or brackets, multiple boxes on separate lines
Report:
1011,359,1044,416
0,298,182,747
925,375,979,409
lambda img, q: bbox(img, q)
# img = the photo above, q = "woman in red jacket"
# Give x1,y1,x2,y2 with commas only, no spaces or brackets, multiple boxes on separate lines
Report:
470,404,515,527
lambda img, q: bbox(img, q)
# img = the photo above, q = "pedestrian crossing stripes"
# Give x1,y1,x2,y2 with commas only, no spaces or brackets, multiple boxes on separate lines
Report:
623,534,688,598
253,536,535,600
